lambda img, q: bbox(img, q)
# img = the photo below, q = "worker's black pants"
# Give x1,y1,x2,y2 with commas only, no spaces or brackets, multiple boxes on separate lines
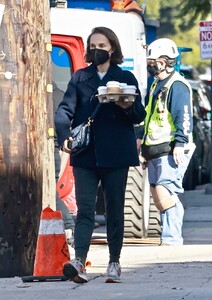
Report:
73,166,129,262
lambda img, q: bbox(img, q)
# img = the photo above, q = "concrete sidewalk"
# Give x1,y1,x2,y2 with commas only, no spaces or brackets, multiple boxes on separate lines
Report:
181,187,212,245
0,188,212,300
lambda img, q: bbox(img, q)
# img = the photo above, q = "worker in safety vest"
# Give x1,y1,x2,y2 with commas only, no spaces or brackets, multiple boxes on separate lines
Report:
141,38,195,245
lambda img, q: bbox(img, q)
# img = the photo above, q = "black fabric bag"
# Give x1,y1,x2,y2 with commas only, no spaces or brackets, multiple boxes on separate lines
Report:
141,142,173,160
69,103,101,156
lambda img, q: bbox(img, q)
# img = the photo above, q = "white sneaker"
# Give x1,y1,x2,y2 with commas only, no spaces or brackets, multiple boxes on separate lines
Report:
63,259,88,283
105,262,122,283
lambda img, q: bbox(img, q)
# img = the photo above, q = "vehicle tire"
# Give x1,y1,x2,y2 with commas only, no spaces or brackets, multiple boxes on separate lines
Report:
124,163,144,238
147,197,161,238
124,158,161,239
142,167,161,238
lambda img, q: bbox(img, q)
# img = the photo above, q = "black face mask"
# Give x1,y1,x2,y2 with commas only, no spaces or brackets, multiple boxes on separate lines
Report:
90,49,110,66
147,65,160,76
147,61,167,76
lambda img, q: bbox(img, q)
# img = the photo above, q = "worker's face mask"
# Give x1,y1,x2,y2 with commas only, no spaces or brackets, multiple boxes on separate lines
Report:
147,62,161,76
90,48,110,66
147,64,160,76
147,59,166,76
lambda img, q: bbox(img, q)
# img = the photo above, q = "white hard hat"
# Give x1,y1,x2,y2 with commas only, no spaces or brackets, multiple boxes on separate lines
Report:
147,38,179,59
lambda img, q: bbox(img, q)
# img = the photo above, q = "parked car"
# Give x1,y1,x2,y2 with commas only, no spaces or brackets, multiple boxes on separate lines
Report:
180,65,211,104
183,79,211,190
199,72,211,101
179,64,200,80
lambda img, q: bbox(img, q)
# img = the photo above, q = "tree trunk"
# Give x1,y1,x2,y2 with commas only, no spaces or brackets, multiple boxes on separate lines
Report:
0,0,55,277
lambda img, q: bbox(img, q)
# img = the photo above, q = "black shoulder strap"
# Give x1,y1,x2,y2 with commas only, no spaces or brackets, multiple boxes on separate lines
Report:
90,102,102,120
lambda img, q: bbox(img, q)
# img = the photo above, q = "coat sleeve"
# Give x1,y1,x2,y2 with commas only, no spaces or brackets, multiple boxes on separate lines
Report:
169,81,193,146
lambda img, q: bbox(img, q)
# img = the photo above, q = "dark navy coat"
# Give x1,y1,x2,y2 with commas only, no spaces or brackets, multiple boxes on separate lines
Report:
54,64,146,168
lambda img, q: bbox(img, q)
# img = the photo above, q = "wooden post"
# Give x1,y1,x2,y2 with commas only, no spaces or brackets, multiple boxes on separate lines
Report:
0,1,55,277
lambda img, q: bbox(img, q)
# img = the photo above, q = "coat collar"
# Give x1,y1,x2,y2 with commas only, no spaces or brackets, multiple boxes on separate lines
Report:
78,64,123,89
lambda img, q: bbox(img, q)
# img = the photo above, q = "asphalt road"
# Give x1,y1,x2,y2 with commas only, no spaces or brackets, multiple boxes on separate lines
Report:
0,187,212,299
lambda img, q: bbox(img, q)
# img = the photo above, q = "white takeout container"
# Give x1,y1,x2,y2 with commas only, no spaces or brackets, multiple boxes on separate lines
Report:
122,85,137,94
97,86,107,95
96,82,137,103
106,81,121,93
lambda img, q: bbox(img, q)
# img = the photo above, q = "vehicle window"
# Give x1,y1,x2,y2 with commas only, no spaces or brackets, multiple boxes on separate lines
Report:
192,89,201,121
52,46,73,92
180,68,200,80
192,87,211,121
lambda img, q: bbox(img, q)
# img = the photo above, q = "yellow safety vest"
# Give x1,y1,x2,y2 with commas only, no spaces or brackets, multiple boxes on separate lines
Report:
143,72,192,146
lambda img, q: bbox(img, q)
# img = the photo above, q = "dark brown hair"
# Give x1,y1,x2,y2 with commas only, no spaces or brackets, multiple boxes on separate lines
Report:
85,27,124,65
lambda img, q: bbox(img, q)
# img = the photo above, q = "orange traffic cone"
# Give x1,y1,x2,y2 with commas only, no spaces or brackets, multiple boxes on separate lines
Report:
22,207,70,282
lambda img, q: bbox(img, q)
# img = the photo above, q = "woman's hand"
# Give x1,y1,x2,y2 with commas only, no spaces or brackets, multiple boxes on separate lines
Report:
115,101,133,109
62,137,73,154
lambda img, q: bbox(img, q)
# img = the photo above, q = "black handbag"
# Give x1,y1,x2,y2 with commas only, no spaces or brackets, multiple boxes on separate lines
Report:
69,103,101,156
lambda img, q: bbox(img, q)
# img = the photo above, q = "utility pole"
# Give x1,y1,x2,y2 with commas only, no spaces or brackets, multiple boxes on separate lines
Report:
0,0,55,277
